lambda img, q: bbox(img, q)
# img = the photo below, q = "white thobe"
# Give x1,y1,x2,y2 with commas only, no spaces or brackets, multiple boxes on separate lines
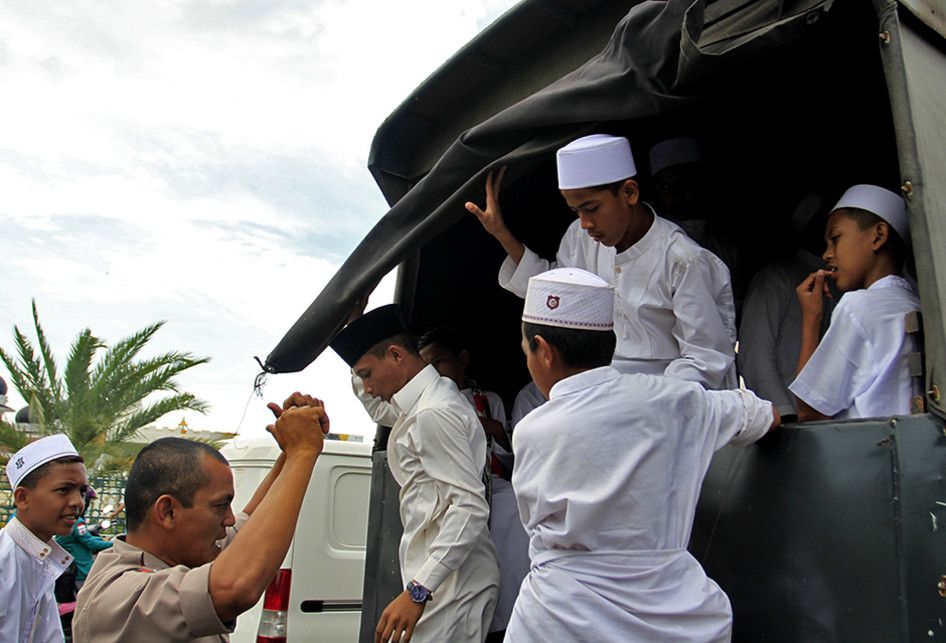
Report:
789,275,921,419
507,367,774,642
357,366,499,642
738,249,833,415
499,211,737,389
0,517,73,643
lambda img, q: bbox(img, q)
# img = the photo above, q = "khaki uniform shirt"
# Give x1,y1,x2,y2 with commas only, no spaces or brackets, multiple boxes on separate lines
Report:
72,513,249,643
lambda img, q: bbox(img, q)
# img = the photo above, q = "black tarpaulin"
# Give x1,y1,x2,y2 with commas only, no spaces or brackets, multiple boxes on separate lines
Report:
264,0,831,373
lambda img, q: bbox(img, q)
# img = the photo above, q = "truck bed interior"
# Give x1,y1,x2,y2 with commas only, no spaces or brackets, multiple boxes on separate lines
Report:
407,0,903,407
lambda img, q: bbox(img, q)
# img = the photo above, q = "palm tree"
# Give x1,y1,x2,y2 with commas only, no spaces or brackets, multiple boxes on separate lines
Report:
0,300,210,472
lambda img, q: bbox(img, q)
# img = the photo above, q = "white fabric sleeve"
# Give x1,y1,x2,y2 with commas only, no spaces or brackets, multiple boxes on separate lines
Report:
707,388,775,449
737,269,795,414
789,304,872,417
350,372,399,426
664,252,736,389
408,409,491,592
498,246,554,298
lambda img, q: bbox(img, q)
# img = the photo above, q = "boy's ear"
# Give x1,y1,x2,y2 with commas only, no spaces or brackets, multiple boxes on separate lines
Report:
622,178,640,206
534,335,557,368
13,486,30,509
871,221,890,251
458,349,471,371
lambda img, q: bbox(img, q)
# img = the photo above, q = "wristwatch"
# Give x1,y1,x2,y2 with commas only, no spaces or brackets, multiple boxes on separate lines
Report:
406,580,433,604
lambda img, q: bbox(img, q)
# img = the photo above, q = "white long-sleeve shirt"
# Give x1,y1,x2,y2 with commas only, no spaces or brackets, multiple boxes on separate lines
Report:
499,212,736,389
0,517,73,643
507,366,773,642
354,366,499,642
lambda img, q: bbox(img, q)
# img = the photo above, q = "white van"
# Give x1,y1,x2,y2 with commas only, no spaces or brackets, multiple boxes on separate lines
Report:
221,435,373,643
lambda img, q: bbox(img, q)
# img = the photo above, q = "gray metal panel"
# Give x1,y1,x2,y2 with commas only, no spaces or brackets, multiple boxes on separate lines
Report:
691,414,946,641
882,6,946,417
358,452,404,643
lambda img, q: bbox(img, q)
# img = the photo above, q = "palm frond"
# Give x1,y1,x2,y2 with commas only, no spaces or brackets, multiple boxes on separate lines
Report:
89,322,165,397
64,329,103,401
0,419,30,463
31,300,63,406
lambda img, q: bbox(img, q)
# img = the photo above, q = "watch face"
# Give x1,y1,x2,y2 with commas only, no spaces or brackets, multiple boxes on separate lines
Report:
409,584,428,602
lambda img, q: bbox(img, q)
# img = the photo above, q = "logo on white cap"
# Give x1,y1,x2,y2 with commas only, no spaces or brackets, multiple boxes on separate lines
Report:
524,268,614,331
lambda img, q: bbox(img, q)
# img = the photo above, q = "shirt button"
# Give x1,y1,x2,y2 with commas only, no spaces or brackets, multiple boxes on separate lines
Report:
615,267,622,274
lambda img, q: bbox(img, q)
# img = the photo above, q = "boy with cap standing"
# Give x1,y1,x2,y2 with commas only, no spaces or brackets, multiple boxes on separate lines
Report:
507,267,778,642
467,133,737,390
1,434,87,642
331,305,499,643
790,184,920,421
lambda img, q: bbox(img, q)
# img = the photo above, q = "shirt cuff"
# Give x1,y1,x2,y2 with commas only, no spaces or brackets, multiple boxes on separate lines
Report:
498,248,541,298
179,563,235,637
412,559,452,594
731,391,774,447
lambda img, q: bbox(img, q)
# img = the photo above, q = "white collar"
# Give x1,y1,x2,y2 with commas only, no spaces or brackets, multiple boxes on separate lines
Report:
548,366,621,400
391,364,440,416
5,516,73,569
869,274,917,294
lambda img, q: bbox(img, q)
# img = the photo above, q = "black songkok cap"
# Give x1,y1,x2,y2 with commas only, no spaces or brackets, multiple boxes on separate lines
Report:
330,304,410,367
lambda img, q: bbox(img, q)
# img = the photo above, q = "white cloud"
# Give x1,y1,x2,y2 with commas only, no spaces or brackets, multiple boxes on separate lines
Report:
0,0,519,433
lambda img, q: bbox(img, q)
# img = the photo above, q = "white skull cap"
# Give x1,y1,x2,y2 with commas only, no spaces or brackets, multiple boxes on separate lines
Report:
557,134,637,190
832,184,909,244
648,136,705,177
5,434,80,489
523,268,614,331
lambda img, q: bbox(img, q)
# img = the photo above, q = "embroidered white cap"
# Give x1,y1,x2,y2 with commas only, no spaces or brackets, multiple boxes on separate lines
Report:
832,184,909,244
648,136,705,177
523,268,614,331
5,434,80,489
557,134,637,189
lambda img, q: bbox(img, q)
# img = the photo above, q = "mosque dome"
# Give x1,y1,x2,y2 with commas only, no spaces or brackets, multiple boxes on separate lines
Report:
15,406,32,424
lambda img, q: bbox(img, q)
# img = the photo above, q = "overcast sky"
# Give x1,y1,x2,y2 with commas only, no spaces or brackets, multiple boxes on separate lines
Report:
0,0,519,438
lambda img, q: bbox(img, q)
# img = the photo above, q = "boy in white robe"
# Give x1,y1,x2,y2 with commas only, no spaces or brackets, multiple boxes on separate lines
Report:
416,325,530,639
507,268,779,642
790,184,921,420
1,434,86,643
466,134,737,389
331,305,499,643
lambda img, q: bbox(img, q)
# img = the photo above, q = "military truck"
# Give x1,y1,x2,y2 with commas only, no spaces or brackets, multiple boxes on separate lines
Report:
265,1,946,640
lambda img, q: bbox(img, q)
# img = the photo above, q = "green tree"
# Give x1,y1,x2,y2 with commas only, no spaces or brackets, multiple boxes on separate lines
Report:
0,300,210,472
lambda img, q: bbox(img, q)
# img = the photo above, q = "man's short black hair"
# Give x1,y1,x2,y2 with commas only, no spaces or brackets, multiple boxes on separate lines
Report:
522,322,616,369
18,455,85,489
124,437,228,532
366,333,420,359
416,325,465,355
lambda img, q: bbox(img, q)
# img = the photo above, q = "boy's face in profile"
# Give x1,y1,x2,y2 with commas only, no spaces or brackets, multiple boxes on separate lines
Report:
15,461,89,542
822,209,883,292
